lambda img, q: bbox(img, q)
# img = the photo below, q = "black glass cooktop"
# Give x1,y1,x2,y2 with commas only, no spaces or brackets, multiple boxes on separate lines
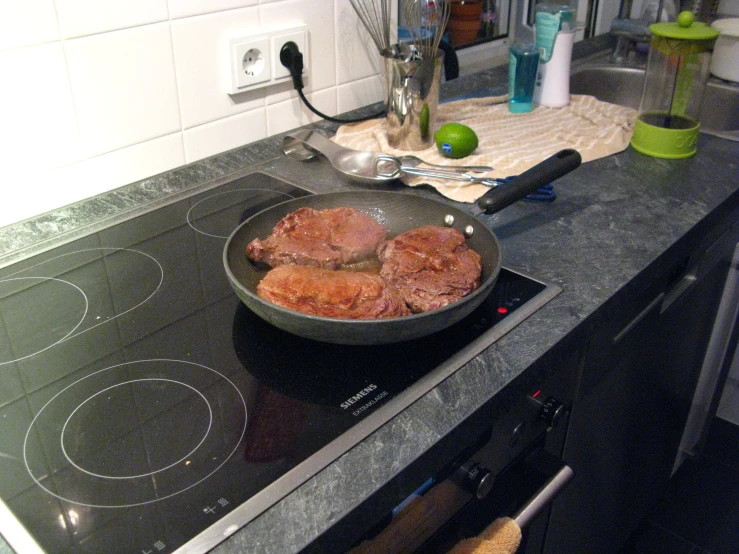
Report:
0,172,560,553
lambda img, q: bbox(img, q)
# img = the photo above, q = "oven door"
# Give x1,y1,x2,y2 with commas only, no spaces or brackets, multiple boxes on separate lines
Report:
349,429,573,554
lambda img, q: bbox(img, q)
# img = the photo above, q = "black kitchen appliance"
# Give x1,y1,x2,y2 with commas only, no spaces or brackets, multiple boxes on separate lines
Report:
0,172,562,553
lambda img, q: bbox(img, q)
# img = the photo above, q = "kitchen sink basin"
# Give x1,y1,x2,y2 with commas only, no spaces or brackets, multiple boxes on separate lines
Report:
570,64,739,142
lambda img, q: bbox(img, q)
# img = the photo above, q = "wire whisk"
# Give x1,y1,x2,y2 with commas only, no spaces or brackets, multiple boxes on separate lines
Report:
402,0,451,59
349,0,394,54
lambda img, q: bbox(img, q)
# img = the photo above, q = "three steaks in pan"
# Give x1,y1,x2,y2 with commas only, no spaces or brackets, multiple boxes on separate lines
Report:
246,207,482,319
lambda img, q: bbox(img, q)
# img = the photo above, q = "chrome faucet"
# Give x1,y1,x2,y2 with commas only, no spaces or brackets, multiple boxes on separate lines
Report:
609,0,668,64
609,19,652,63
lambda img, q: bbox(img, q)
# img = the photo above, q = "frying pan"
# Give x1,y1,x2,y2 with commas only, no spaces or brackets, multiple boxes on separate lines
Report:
223,150,581,345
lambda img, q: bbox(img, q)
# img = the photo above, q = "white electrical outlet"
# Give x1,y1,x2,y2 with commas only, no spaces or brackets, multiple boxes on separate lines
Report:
229,37,271,93
225,25,308,95
272,26,308,82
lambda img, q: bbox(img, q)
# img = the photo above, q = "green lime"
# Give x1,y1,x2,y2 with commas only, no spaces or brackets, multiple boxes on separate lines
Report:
434,123,479,159
677,10,694,28
420,103,430,139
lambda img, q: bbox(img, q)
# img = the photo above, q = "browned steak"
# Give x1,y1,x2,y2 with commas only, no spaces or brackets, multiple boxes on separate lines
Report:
377,225,482,313
256,265,411,319
246,207,387,269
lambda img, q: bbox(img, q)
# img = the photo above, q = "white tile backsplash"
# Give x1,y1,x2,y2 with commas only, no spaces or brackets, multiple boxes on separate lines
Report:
0,0,389,229
337,74,385,114
170,7,264,129
55,0,169,39
266,88,337,135
52,133,186,200
0,43,81,172
183,109,267,163
169,0,259,20
1,133,186,227
55,133,186,195
335,0,386,85
64,23,182,157
0,0,59,52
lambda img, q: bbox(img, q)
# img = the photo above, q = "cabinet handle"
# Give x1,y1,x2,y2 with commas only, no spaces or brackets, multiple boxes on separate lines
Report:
513,464,574,528
660,270,698,314
612,293,665,345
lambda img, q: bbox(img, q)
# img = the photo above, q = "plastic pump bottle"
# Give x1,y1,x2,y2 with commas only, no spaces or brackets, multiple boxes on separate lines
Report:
533,3,576,108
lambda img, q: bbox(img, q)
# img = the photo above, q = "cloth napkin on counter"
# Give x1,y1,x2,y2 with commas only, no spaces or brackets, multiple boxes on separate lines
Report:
446,517,522,554
332,95,638,203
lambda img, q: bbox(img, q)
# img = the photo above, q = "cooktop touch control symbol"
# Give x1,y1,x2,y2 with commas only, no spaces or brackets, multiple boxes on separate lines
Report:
202,498,229,517
139,540,167,553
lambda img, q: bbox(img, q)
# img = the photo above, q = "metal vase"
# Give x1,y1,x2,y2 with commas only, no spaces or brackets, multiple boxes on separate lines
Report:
382,48,444,151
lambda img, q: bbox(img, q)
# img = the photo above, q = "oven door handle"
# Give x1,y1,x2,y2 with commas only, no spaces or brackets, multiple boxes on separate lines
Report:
513,462,574,529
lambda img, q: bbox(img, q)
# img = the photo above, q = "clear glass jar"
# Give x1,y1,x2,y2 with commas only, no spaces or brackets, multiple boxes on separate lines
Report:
640,28,716,128
631,12,719,158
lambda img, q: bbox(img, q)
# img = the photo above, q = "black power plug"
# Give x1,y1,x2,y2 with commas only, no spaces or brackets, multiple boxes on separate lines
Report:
279,41,304,91
277,41,384,124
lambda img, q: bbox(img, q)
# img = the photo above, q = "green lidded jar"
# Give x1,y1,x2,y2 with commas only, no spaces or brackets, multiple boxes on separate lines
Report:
630,11,719,159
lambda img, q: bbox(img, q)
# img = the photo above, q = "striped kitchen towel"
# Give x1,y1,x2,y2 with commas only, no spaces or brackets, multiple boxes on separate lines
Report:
333,95,637,203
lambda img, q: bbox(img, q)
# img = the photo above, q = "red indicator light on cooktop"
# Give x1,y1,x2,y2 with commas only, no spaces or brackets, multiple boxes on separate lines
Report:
497,306,509,314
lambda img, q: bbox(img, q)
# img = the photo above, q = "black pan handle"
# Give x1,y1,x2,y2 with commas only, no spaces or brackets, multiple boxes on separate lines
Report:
477,149,582,215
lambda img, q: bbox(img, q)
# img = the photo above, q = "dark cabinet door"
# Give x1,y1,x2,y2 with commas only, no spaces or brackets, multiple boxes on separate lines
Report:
544,230,738,554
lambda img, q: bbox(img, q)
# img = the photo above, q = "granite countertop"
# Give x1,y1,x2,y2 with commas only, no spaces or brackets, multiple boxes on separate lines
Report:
1,35,738,554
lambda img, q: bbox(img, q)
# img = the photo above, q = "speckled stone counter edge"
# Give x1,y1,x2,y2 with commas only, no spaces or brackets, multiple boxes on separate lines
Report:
0,36,613,271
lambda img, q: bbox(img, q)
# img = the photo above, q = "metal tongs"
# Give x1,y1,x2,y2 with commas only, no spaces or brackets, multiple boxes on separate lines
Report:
373,155,557,201
373,154,508,187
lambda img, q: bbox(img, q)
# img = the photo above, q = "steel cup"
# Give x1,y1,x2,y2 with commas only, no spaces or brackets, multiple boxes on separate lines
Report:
382,48,444,151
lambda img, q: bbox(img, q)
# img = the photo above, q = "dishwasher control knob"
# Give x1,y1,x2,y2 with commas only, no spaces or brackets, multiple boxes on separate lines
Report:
456,462,494,499
539,396,566,427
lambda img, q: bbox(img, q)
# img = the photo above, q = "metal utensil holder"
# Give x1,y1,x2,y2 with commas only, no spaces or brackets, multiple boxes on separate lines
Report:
382,48,444,151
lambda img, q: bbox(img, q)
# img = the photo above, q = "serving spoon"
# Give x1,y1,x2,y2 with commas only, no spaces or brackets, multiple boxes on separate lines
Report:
283,129,394,185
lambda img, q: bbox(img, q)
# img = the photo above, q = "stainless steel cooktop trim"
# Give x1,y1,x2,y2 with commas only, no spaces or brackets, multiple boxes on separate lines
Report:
180,268,562,554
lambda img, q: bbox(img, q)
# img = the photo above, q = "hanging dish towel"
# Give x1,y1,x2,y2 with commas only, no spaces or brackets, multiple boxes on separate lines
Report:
333,95,637,203
446,516,522,554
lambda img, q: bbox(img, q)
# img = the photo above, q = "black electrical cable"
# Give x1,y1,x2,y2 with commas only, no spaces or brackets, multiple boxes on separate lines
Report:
279,42,385,124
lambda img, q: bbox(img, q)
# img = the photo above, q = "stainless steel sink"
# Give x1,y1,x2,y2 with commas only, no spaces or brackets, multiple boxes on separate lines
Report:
569,64,739,142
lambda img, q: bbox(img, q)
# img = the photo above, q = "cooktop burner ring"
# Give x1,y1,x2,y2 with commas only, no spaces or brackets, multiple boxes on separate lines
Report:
0,170,562,554
23,359,248,509
0,276,88,366
3,247,163,343
61,378,213,480
186,188,297,238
